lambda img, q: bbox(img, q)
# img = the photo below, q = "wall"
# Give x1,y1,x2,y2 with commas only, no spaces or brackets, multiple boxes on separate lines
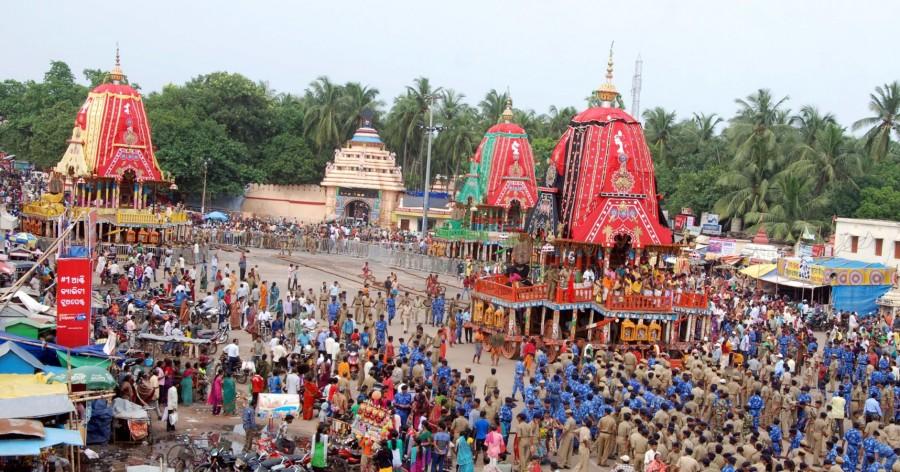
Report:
834,218,900,271
241,184,327,222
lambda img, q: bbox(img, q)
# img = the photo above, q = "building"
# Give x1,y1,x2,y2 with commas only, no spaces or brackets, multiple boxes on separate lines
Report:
320,123,404,226
834,217,900,271
392,192,453,233
19,51,189,247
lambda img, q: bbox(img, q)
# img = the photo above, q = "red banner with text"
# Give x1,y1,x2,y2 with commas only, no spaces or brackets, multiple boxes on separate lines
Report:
56,258,92,348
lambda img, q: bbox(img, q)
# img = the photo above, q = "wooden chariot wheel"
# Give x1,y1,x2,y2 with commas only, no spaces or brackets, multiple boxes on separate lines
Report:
501,340,519,359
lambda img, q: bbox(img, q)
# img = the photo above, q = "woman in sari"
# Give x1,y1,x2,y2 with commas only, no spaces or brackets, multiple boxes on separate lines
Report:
199,265,208,291
302,375,320,420
180,362,194,406
208,371,224,415
223,373,237,415
455,431,475,472
229,297,241,330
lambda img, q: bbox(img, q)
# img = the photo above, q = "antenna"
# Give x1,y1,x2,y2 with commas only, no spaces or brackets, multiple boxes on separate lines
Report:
631,53,643,119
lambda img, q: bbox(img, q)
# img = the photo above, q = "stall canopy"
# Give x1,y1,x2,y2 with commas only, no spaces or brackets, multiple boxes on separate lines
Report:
0,374,74,419
0,342,46,374
0,427,83,456
740,264,777,279
0,332,112,368
758,271,824,289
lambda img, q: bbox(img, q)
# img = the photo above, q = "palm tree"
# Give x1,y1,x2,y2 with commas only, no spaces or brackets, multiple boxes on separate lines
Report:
340,82,382,138
744,168,828,242
852,81,900,162
714,89,791,228
546,105,577,138
435,89,480,180
790,105,836,146
478,89,509,126
304,76,344,151
691,113,723,142
382,77,442,187
790,123,861,194
642,107,677,165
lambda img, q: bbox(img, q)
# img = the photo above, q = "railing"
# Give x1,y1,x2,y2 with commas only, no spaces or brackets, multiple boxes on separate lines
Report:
673,292,708,310
116,209,189,225
474,276,548,303
605,295,673,312
434,228,489,241
554,286,594,303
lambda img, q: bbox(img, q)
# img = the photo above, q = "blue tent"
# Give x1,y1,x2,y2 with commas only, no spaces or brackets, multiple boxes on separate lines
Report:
813,258,892,315
203,211,229,222
0,332,111,367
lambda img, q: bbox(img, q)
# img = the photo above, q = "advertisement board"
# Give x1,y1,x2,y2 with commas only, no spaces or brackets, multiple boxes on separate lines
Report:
56,258,92,347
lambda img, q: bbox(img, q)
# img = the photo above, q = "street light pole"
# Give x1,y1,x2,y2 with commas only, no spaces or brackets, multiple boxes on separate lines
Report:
421,96,436,235
200,159,209,215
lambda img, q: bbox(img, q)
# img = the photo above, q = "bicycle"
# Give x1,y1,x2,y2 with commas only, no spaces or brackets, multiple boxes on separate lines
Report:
165,432,219,472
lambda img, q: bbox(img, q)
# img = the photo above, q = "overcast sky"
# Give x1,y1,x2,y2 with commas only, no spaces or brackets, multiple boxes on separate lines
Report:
5,1,899,129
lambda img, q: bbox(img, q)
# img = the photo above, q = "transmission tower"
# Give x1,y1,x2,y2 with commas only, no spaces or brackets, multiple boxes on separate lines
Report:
630,54,643,119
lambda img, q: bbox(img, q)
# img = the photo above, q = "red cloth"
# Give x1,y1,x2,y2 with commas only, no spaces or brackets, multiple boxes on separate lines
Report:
118,275,128,293
251,375,264,394
302,380,319,420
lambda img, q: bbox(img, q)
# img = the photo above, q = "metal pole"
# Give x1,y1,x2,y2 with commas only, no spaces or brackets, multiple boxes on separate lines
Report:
200,160,208,215
421,98,435,235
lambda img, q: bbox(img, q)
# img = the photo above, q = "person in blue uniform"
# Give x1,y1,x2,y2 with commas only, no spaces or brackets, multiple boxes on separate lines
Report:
844,422,863,471
512,361,526,401
769,419,783,456
386,294,396,324
374,315,387,348
747,389,764,432
499,397,515,441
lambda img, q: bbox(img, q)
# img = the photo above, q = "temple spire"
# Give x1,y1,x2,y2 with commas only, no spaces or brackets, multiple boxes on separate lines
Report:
501,96,514,123
109,43,124,84
595,41,619,106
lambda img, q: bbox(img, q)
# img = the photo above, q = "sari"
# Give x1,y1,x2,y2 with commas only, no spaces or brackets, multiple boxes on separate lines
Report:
208,375,224,415
229,302,241,330
223,376,236,415
455,436,474,472
302,379,320,420
180,368,194,406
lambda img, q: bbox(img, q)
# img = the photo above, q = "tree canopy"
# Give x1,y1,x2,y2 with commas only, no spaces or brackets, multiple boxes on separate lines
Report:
2,61,900,239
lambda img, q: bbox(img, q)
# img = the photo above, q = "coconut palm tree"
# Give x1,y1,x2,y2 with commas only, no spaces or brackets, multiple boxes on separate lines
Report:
691,113,723,143
434,89,480,180
744,168,828,242
790,105,836,146
381,77,442,187
546,105,577,138
790,123,861,194
339,82,382,138
852,81,900,162
714,89,791,228
642,107,677,165
304,76,344,151
478,89,509,126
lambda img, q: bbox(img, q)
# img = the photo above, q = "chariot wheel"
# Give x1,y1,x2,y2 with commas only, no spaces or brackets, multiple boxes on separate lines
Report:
501,340,519,359
545,344,560,363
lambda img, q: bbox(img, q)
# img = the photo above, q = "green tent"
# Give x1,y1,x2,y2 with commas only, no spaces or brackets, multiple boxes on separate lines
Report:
49,365,116,390
55,351,111,369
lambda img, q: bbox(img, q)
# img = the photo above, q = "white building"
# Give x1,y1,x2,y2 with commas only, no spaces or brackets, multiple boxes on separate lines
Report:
833,217,900,270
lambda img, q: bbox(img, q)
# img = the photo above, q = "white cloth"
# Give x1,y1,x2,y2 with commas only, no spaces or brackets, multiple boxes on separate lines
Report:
285,373,300,395
223,343,240,358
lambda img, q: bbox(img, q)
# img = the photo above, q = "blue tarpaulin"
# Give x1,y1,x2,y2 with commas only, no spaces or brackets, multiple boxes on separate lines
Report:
832,285,891,316
0,332,111,367
85,399,113,445
0,427,83,456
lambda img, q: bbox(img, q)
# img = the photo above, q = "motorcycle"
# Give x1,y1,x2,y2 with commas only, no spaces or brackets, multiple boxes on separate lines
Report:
194,446,237,471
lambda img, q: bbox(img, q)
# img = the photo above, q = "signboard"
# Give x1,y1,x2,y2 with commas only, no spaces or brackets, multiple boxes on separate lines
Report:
708,238,738,255
257,393,299,416
56,258,92,347
701,213,719,226
674,215,695,231
701,223,722,236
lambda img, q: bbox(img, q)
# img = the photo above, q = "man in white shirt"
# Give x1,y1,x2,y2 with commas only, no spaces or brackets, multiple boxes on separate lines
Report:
271,340,288,367
285,369,301,395
223,339,241,373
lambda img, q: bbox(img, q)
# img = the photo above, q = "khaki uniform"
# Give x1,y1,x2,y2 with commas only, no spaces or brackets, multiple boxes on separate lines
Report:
596,414,617,465
556,416,577,468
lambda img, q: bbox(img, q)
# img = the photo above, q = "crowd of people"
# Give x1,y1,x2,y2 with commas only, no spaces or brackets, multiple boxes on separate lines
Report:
23,211,886,472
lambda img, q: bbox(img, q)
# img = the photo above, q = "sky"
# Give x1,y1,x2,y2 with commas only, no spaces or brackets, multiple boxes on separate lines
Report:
4,1,900,129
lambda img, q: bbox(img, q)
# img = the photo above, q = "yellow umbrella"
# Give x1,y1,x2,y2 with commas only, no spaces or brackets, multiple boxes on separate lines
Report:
739,263,776,279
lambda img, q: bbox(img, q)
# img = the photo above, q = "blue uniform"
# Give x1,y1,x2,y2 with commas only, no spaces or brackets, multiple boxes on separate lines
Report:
432,296,445,325
769,424,783,456
512,362,526,400
375,320,387,346
393,391,413,427
845,427,863,470
386,297,396,323
499,404,513,439
747,394,764,431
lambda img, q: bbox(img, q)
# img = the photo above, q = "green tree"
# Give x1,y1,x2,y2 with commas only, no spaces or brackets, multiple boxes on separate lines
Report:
714,89,791,228
744,168,828,241
853,81,900,162
478,89,509,126
791,105,836,146
855,186,900,220
642,107,677,165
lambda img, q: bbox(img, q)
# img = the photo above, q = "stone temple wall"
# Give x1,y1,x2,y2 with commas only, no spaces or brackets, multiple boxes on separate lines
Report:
241,184,327,222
